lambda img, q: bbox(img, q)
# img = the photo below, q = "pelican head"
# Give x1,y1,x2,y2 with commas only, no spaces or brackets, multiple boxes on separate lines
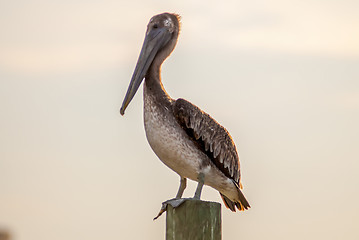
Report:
120,13,180,115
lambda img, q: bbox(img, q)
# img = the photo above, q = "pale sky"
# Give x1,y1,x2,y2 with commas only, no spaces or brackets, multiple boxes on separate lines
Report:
0,1,358,240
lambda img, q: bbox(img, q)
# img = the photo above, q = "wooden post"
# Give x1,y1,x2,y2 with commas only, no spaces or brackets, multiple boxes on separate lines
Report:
166,199,221,240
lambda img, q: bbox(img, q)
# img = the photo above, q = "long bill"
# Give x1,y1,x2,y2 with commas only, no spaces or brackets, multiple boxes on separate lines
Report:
120,27,172,115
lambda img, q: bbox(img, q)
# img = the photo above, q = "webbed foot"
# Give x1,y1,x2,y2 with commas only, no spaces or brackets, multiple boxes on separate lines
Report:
153,198,188,220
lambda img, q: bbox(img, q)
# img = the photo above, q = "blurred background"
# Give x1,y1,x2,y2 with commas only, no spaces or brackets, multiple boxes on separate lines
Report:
0,0,358,239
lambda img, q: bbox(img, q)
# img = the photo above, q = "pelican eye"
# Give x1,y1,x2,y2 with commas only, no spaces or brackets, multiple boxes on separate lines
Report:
153,23,158,29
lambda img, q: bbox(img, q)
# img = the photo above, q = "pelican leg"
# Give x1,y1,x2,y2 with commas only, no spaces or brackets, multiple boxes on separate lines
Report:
194,172,205,199
154,177,187,220
175,177,187,199
154,174,204,220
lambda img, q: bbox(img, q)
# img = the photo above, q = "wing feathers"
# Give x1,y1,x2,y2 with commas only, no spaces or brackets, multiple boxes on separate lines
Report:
173,98,240,183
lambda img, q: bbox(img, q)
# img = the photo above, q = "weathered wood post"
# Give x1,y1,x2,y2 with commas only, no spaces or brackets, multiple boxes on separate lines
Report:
166,199,221,240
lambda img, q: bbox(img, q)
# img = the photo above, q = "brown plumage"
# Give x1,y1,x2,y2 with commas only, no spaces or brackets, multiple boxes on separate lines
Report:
173,98,250,211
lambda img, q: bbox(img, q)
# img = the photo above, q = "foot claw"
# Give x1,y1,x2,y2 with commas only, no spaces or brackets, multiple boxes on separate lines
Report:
153,198,188,220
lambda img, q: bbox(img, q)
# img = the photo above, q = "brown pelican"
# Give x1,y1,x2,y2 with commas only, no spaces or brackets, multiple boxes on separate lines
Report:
120,13,250,212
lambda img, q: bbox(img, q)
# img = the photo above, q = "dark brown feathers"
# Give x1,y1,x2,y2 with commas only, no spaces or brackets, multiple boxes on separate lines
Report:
173,98,241,184
173,98,250,211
